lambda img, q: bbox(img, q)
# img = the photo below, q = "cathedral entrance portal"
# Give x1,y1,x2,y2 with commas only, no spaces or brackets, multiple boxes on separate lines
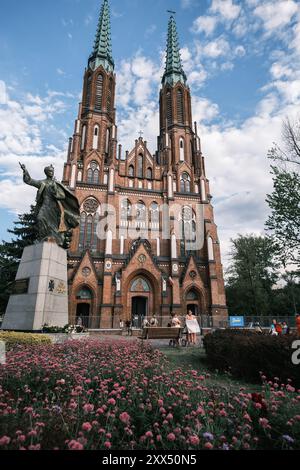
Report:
131,297,148,328
128,277,153,328
76,303,90,328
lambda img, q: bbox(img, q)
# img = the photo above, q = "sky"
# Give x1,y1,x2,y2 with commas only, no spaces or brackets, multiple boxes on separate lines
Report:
0,0,299,268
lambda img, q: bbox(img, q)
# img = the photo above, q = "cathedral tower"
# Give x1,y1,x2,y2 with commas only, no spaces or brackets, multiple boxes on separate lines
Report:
64,2,227,329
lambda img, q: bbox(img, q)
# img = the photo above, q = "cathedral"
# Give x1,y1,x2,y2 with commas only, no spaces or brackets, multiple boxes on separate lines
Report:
62,0,227,329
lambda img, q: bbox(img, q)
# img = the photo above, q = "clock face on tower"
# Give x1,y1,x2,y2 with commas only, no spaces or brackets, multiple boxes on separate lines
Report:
172,263,179,273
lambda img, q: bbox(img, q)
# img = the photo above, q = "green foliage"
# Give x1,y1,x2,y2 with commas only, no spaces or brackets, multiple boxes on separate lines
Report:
266,117,300,269
225,234,279,316
0,206,37,314
203,329,300,387
266,167,300,268
0,331,51,346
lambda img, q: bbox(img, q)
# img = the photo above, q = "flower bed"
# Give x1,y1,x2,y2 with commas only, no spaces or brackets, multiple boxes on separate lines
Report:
0,340,299,450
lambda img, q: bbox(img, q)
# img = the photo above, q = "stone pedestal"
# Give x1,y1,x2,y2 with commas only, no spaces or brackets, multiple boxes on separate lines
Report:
2,242,69,331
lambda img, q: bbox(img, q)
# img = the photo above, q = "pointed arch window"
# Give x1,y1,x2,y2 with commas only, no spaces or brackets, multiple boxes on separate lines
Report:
181,206,197,255
130,278,150,292
107,78,113,113
81,125,87,151
179,138,185,162
180,172,191,192
146,168,153,180
150,202,159,223
128,165,134,177
166,90,172,126
105,128,110,157
137,154,143,178
177,89,184,124
87,161,100,184
85,75,92,110
78,199,100,252
76,286,93,300
136,201,146,221
95,74,103,111
79,212,86,249
93,125,99,150
121,199,132,220
208,236,214,261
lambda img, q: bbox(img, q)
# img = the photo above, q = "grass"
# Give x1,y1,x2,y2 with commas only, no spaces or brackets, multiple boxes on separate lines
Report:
160,345,261,393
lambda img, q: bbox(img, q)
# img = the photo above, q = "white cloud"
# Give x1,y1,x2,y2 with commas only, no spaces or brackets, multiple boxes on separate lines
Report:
210,0,241,21
181,0,196,8
270,63,293,79
0,81,8,105
192,96,219,123
0,82,72,215
201,37,231,58
192,15,218,35
254,0,298,32
57,68,66,76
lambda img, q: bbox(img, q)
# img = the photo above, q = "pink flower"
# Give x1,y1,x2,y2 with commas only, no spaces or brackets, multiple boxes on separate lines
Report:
167,433,176,442
28,444,41,450
0,436,11,446
259,418,269,429
145,431,153,438
166,413,173,421
107,398,116,406
104,441,111,449
204,442,213,449
189,435,200,446
83,403,94,413
68,440,84,450
82,422,92,432
119,412,131,425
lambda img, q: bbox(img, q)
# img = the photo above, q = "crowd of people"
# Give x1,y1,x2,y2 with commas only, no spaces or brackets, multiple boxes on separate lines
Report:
269,314,300,337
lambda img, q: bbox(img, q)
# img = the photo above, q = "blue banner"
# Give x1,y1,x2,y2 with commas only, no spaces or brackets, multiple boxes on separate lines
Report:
229,316,245,327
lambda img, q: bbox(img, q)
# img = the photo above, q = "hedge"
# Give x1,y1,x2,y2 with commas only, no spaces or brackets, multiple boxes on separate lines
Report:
203,329,300,387
0,331,51,346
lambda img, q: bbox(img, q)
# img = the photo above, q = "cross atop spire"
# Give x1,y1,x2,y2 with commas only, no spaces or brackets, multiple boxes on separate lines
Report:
162,13,186,86
88,0,114,73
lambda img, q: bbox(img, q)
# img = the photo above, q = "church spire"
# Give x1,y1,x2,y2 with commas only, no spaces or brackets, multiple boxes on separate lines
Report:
88,0,114,72
162,13,186,86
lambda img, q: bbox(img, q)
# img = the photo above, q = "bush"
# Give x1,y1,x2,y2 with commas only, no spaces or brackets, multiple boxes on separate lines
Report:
0,331,51,346
203,329,300,387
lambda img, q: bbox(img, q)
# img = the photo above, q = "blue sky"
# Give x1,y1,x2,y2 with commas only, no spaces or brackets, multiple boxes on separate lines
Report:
0,0,299,266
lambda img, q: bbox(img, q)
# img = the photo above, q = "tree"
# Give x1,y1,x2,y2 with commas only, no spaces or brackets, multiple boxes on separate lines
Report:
0,206,38,315
225,234,279,316
266,118,300,269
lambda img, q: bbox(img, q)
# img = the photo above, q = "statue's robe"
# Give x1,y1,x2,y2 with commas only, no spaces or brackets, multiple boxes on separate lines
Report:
23,171,80,245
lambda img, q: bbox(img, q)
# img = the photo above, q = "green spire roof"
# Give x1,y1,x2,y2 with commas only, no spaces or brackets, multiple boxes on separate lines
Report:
162,14,186,86
88,0,114,72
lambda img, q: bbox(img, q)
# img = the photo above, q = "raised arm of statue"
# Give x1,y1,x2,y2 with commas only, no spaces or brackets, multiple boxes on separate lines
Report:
19,162,41,189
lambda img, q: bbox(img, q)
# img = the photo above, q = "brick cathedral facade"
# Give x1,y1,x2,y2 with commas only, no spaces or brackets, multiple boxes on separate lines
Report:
62,0,227,329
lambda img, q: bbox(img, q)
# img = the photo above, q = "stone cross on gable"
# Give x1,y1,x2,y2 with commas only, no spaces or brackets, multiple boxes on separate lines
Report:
139,130,143,139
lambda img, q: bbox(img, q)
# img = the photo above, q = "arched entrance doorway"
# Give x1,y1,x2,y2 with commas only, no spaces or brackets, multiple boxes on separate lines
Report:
186,288,200,316
129,277,152,328
76,286,93,328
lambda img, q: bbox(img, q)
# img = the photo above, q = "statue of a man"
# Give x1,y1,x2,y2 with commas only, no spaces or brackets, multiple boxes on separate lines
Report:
19,163,80,247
